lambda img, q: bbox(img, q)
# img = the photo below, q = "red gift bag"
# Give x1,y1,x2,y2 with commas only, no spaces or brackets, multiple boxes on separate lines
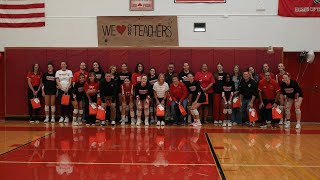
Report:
30,97,41,109
156,105,165,117
89,103,98,115
179,104,187,116
61,94,70,105
272,107,282,119
249,108,258,122
96,106,106,120
232,97,241,108
266,103,272,109
203,94,209,105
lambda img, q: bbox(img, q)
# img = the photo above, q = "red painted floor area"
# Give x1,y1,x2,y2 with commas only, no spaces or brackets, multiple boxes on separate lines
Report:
0,127,220,180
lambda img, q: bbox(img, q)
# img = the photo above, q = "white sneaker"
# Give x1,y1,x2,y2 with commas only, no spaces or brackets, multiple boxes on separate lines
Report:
59,117,64,123
95,120,99,123
214,120,218,124
267,121,271,124
191,121,202,127
72,121,78,126
44,117,49,123
161,121,165,126
64,117,69,123
285,121,291,129
35,120,39,124
232,122,237,126
218,120,223,124
121,121,125,126
111,121,116,125
101,121,106,126
295,123,301,129
222,121,227,127
50,117,55,123
227,121,232,127
131,119,136,126
156,121,161,126
279,120,283,125
125,116,129,122
145,120,149,126
136,120,141,126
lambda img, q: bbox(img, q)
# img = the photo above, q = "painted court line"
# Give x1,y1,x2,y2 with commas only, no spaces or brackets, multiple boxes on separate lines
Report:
222,164,320,168
0,161,216,166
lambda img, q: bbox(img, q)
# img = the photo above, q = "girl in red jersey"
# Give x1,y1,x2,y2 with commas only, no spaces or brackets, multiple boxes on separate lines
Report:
71,74,86,126
118,63,132,123
42,63,56,123
27,64,42,123
195,64,215,124
213,63,227,124
259,63,275,81
276,63,290,125
132,63,145,87
84,72,100,126
120,78,135,125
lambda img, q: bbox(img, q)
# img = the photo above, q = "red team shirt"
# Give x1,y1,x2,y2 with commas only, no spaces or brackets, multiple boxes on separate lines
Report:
121,84,134,97
131,73,143,87
276,72,290,86
259,72,275,81
169,82,188,102
27,72,42,86
195,71,215,93
84,81,100,96
258,79,280,100
72,70,89,82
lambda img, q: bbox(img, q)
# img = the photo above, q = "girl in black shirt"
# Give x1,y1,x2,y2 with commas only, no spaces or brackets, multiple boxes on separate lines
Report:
222,73,235,127
89,61,105,81
281,74,303,129
135,75,152,126
187,73,206,127
42,63,56,123
148,67,158,124
71,73,86,126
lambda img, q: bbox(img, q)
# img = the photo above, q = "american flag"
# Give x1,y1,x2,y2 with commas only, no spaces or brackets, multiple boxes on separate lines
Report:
0,0,45,28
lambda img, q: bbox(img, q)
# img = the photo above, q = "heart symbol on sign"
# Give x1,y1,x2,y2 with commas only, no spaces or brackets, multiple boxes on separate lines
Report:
116,25,126,35
138,3,142,6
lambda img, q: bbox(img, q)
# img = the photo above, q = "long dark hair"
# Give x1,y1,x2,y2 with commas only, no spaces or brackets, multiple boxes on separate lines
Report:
148,67,157,78
92,61,102,72
88,72,98,83
31,63,40,74
135,63,144,74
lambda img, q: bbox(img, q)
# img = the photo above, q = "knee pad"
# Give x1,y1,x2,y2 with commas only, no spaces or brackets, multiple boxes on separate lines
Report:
73,109,79,114
50,106,56,112
190,109,195,115
130,111,135,118
223,109,228,114
192,109,199,116
285,108,291,114
79,110,83,115
295,109,301,114
228,109,232,114
45,105,49,111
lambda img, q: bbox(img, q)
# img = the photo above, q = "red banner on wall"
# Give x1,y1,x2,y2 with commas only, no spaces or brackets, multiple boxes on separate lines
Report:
278,0,320,17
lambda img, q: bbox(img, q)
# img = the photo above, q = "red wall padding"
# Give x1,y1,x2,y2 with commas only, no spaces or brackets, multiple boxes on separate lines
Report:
4,47,283,117
0,52,4,118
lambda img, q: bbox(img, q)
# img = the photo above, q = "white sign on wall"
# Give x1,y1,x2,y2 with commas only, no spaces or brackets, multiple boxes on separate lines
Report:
130,0,154,11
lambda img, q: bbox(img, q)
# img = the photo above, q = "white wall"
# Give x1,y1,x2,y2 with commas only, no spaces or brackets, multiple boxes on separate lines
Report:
0,0,319,51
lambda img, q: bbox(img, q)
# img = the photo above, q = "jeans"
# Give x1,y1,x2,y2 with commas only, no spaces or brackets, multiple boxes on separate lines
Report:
240,98,251,124
171,99,188,123
231,108,241,124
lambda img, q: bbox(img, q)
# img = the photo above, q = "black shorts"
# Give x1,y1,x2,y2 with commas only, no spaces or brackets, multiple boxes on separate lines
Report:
44,89,56,95
71,95,84,102
192,93,206,104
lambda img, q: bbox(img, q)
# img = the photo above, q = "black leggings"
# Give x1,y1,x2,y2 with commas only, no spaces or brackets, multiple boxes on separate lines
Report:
87,95,98,124
260,99,279,125
58,89,72,118
28,86,41,120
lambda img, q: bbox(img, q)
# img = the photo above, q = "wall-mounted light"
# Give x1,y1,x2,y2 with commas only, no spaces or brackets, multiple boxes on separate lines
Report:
194,23,206,32
267,46,274,54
